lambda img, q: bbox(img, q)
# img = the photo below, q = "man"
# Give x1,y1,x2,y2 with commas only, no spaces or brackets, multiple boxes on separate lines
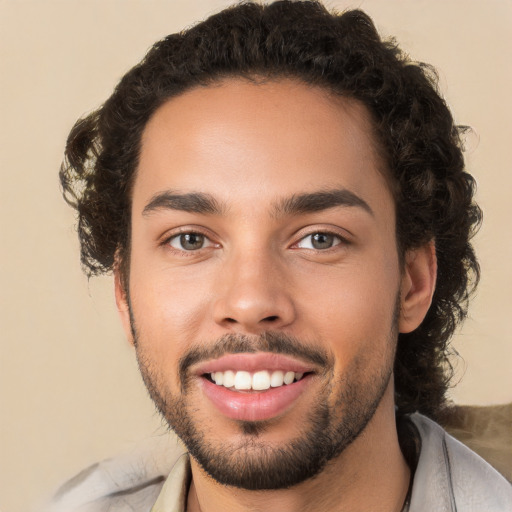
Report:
51,1,512,511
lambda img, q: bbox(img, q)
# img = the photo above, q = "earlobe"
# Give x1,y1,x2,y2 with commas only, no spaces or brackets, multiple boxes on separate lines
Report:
398,241,437,334
114,267,135,346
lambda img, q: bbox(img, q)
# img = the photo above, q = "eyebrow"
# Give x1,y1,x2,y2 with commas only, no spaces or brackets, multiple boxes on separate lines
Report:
142,191,225,216
141,187,373,218
273,188,374,217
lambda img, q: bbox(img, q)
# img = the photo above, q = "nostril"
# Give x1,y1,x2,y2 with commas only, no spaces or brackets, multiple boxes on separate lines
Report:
219,314,285,328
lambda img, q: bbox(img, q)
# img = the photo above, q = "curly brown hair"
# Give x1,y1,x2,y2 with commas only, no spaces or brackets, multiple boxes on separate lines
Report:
60,0,481,419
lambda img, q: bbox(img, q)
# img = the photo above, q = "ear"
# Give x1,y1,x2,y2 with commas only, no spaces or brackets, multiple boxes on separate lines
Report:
114,265,135,346
398,241,437,333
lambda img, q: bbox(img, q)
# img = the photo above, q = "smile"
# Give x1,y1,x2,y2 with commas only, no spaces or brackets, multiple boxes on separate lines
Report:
193,353,317,421
207,370,306,391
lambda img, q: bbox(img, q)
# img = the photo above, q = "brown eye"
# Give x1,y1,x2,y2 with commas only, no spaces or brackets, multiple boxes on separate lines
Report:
297,232,341,250
169,232,208,251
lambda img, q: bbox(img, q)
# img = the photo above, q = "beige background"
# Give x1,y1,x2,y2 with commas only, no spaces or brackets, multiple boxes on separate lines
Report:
0,1,511,511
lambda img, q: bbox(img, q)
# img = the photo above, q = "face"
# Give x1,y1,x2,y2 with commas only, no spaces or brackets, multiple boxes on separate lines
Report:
117,79,422,490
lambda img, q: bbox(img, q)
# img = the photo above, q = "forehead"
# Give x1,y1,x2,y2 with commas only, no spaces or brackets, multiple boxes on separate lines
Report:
134,79,391,216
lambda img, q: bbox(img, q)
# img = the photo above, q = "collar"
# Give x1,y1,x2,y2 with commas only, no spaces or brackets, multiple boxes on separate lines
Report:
151,453,191,512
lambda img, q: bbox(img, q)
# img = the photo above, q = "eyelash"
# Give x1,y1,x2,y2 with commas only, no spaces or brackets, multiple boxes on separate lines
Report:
161,228,350,254
292,230,349,251
162,229,215,253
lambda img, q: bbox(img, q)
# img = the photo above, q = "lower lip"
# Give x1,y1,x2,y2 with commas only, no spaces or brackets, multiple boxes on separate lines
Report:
200,375,311,422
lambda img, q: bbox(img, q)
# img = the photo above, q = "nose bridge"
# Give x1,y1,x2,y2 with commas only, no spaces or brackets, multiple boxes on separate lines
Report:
212,241,295,331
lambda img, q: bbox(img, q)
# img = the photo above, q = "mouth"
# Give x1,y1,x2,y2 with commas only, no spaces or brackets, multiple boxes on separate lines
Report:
204,369,309,390
193,353,317,422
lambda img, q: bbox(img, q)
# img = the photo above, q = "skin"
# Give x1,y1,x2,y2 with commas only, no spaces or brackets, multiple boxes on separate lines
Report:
115,79,437,512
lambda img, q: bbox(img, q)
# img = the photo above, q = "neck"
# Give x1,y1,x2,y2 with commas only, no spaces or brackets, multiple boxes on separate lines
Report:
187,385,410,512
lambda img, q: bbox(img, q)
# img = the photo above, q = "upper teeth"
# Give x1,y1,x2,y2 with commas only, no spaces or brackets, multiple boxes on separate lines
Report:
210,370,304,391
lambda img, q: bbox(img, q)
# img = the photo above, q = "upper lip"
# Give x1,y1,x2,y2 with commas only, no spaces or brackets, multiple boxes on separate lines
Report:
193,352,317,376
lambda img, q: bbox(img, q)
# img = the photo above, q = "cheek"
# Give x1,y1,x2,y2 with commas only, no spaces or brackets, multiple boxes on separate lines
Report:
128,264,215,376
295,257,399,358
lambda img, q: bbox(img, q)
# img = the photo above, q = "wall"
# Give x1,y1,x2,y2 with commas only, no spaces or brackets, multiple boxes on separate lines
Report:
0,1,510,510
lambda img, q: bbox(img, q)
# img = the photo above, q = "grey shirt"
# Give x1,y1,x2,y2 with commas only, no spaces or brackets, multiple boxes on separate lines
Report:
45,413,512,511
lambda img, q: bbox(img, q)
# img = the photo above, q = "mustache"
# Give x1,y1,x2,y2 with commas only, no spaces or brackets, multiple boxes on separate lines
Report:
179,331,332,385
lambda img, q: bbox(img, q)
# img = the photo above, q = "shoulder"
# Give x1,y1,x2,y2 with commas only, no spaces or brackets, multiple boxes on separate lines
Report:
43,434,186,512
409,413,512,512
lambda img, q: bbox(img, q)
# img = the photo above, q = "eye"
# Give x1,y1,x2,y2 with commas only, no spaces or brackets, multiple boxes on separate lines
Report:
168,232,213,251
296,232,342,250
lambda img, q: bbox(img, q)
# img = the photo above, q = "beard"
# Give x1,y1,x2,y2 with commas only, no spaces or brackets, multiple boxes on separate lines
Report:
133,323,397,491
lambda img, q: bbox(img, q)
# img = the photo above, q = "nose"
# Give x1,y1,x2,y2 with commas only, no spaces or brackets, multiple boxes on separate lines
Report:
212,251,296,333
